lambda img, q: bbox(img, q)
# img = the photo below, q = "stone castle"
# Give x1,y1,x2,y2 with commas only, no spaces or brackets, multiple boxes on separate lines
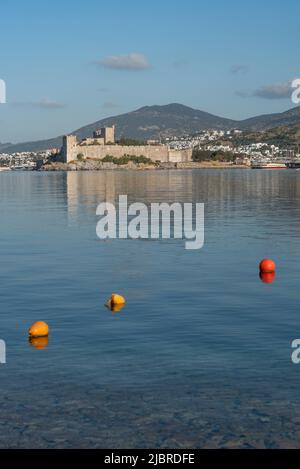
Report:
61,126,192,164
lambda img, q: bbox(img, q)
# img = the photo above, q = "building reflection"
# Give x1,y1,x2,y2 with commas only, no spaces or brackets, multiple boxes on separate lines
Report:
65,169,300,229
66,170,194,221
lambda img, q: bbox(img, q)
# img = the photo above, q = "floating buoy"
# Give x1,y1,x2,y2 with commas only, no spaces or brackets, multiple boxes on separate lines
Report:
29,336,49,350
259,259,276,273
110,294,126,306
260,271,276,284
28,321,49,338
105,293,126,312
110,303,125,314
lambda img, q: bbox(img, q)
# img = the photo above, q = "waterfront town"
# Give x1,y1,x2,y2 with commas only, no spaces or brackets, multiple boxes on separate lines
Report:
164,128,298,165
0,127,299,170
0,149,56,171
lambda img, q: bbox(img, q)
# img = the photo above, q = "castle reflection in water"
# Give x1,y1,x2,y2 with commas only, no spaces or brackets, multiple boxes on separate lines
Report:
65,169,300,224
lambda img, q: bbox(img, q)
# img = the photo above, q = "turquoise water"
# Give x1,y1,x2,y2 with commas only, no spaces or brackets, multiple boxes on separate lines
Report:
1,169,300,448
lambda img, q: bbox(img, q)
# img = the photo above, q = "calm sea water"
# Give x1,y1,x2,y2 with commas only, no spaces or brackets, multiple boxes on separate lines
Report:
1,169,300,448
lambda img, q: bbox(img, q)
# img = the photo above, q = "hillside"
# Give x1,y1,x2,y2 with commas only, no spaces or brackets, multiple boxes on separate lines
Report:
2,103,300,154
1,104,235,154
239,106,300,131
231,123,300,147
0,142,12,151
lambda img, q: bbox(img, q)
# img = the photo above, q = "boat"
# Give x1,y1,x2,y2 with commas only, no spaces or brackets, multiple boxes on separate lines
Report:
0,167,11,172
11,165,25,171
286,161,300,169
251,161,287,169
11,164,36,171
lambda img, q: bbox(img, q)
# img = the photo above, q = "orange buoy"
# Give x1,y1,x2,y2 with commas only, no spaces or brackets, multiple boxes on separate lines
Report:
28,321,49,338
105,293,126,312
110,293,126,306
259,259,276,273
260,271,276,284
29,336,49,350
109,303,125,314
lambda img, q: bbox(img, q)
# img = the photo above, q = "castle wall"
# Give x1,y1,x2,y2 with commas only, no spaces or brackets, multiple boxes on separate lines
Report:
62,135,192,164
80,138,105,146
168,149,192,163
68,144,170,163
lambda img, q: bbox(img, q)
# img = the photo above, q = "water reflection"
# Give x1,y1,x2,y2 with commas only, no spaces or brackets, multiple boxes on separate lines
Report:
106,303,126,314
64,169,300,228
260,271,276,284
66,170,194,221
29,336,49,350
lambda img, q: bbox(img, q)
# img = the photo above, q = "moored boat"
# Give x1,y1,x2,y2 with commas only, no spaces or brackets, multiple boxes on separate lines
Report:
251,161,287,169
11,164,36,171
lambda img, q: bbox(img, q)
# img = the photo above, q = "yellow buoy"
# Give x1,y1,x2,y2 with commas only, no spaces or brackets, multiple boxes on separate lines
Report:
28,321,49,338
105,293,126,312
110,293,126,306
110,303,125,314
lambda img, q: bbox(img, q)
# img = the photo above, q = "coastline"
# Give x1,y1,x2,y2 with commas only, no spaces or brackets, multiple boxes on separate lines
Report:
41,160,249,171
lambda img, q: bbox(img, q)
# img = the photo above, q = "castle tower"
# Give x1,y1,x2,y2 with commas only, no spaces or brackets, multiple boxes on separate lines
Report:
103,125,115,144
93,125,115,144
62,135,77,163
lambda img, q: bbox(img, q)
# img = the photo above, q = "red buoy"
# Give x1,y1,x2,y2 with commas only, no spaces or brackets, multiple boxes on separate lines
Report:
260,271,276,284
259,259,276,273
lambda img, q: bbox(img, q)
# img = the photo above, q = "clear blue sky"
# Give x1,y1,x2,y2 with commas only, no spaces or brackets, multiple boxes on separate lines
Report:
0,0,299,143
